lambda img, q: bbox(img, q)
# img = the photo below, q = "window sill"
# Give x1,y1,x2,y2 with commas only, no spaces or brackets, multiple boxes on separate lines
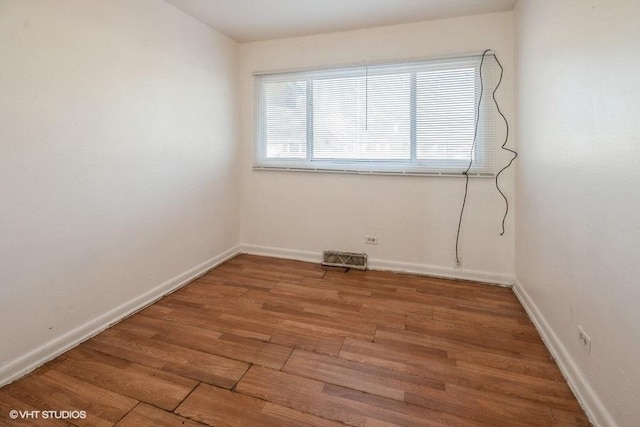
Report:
252,164,494,178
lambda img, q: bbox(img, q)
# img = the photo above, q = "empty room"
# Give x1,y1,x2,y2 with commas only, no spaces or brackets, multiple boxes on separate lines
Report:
1,0,638,426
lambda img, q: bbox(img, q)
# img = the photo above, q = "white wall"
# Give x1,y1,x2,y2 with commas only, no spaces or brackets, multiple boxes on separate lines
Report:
238,13,516,283
0,0,239,383
514,1,640,425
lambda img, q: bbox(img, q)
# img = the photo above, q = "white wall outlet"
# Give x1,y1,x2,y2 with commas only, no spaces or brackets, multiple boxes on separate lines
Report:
578,326,591,354
365,235,378,245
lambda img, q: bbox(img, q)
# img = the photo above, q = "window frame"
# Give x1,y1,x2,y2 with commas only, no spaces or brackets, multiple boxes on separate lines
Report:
254,54,496,177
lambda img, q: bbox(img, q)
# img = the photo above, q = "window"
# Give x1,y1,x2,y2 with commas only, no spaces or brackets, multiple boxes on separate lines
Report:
255,55,496,176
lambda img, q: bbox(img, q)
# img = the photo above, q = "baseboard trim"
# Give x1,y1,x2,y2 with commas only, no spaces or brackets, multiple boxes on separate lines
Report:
0,245,242,387
368,257,514,287
240,244,514,286
513,280,616,427
240,244,321,264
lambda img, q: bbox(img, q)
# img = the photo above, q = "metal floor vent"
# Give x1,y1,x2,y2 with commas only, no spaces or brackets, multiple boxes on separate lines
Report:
322,251,367,270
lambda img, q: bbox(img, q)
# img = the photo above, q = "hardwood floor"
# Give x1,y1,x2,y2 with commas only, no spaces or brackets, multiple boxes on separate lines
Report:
0,254,590,426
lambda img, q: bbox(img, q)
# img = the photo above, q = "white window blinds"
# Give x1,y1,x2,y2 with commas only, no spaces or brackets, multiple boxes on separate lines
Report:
255,54,496,176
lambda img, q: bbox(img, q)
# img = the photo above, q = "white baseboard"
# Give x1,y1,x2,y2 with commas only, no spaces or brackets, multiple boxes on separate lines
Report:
513,280,616,427
0,246,241,387
367,257,514,286
240,244,514,286
241,244,322,264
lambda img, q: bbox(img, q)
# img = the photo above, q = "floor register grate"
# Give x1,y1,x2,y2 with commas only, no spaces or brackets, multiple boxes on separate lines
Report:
321,250,367,270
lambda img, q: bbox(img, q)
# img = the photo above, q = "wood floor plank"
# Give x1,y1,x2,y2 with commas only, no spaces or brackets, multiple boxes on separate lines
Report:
218,312,351,354
236,365,486,427
50,347,198,411
155,306,273,341
85,328,249,387
122,314,293,370
222,254,328,279
297,276,436,318
324,269,515,304
154,306,346,356
453,362,581,411
549,406,592,426
282,348,557,426
253,300,378,339
431,306,534,332
265,281,407,328
447,348,564,381
375,325,565,383
114,403,207,427
176,383,342,426
299,276,374,297
1,370,137,427
212,264,311,284
454,298,531,319
340,336,455,370
134,304,174,320
199,270,279,291
283,349,445,401
405,314,551,358
174,279,250,298
404,384,556,427
270,281,366,305
345,269,506,295
244,285,364,315
0,390,69,426
376,325,520,359
340,337,579,412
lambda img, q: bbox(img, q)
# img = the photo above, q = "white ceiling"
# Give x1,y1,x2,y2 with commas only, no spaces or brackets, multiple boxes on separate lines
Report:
163,0,517,43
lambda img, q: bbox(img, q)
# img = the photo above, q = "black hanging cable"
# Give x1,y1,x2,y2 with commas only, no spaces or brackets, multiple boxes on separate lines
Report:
455,49,490,266
455,49,517,264
492,54,517,235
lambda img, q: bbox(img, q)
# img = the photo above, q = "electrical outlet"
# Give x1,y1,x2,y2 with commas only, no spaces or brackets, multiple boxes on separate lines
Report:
455,257,463,267
365,235,378,245
578,326,591,354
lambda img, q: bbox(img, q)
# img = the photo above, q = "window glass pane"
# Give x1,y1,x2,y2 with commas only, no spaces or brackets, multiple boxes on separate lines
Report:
313,72,411,160
264,80,307,159
416,67,477,161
